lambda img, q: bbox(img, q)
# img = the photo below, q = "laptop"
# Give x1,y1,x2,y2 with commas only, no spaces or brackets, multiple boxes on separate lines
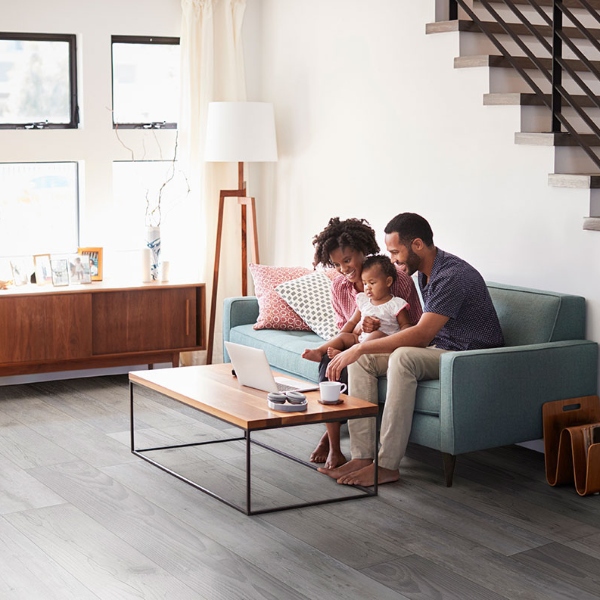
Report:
225,342,319,393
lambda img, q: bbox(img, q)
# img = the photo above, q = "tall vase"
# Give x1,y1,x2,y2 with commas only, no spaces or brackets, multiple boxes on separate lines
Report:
145,226,161,281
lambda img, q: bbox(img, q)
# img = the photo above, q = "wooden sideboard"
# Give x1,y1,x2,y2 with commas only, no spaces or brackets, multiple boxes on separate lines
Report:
0,282,205,377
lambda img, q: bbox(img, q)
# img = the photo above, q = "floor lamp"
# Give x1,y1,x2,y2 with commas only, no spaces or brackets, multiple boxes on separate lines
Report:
204,102,278,365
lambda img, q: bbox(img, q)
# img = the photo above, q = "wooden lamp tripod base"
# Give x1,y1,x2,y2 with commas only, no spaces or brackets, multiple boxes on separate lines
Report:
206,161,259,365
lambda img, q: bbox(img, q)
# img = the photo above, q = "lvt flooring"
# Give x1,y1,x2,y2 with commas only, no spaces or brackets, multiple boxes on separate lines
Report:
0,374,599,599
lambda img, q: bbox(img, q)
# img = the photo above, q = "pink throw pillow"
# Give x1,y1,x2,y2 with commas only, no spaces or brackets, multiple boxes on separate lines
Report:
249,264,312,331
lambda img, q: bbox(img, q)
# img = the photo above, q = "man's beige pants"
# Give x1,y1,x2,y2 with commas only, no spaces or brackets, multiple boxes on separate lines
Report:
348,346,446,471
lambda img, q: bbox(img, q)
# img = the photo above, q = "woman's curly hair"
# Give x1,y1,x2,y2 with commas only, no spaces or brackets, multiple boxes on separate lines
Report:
312,217,380,268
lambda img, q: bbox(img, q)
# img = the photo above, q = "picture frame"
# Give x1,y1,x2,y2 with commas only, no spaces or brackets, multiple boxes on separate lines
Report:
69,254,92,284
78,247,103,281
10,258,31,286
34,254,53,285
50,258,70,287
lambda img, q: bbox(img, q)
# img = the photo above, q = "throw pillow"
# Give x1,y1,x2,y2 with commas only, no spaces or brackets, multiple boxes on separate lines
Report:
249,264,312,331
276,271,339,340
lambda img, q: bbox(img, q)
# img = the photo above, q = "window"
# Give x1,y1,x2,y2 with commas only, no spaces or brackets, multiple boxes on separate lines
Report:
111,36,180,129
0,32,78,129
112,160,189,249
0,162,79,257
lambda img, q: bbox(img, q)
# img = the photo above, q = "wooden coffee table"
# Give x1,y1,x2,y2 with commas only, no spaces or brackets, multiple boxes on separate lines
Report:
129,363,379,515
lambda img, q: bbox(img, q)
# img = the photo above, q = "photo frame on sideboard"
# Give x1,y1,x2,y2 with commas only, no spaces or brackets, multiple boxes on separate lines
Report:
78,247,103,281
34,254,53,285
69,254,92,284
51,258,70,287
10,258,30,286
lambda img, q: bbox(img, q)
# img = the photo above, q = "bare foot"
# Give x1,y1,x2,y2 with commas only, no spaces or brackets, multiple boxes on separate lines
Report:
302,348,324,363
326,347,341,358
323,449,347,470
318,458,372,479
309,431,330,463
337,464,399,487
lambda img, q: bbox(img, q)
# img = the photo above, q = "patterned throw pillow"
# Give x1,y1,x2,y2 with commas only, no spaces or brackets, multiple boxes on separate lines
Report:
276,271,339,340
249,264,312,331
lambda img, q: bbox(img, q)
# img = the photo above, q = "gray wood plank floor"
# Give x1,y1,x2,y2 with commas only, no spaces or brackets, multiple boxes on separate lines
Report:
0,374,599,599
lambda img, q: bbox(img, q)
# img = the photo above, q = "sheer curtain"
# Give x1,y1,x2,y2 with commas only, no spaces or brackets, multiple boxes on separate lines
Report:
179,0,247,365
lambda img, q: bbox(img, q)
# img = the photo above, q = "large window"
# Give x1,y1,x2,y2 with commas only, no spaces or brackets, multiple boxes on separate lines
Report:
0,162,79,257
111,36,180,129
0,32,78,129
112,160,189,250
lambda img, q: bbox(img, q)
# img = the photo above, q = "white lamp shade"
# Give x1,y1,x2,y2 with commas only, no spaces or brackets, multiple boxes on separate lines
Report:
204,102,278,162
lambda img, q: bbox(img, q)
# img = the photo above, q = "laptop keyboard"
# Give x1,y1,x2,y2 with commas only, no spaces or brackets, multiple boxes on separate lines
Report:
276,382,299,392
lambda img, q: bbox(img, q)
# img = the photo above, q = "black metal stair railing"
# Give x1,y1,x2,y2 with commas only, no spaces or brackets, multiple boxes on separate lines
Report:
448,0,600,171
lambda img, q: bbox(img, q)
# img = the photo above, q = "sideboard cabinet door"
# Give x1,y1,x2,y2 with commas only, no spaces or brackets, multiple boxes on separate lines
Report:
0,294,92,363
91,288,199,355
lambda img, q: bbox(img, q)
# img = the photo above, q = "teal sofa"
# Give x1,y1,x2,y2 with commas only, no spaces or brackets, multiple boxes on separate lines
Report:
223,282,599,485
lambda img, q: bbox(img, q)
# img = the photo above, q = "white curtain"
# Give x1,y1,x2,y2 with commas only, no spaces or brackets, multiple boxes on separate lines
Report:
179,0,247,365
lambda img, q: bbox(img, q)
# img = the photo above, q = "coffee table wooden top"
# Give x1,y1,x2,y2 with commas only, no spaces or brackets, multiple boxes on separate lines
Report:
129,363,378,430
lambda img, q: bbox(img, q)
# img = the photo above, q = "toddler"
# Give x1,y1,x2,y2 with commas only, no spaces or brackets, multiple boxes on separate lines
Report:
303,254,411,363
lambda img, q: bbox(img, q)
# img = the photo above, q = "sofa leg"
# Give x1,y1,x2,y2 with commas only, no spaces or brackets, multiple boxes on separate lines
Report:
442,453,456,487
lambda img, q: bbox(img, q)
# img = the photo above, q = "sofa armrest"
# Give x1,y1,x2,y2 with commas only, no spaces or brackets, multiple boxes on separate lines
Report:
222,296,259,361
438,340,599,455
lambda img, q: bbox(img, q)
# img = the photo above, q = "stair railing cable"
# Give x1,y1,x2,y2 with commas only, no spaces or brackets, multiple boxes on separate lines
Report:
448,0,600,170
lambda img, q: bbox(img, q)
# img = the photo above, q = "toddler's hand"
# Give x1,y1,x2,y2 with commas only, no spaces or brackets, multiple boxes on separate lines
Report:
362,316,381,333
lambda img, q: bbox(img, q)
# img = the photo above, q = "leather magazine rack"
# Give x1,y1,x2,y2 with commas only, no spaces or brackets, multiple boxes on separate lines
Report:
543,396,600,496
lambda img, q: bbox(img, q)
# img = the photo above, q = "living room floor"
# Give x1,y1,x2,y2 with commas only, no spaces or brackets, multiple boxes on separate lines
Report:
0,375,599,600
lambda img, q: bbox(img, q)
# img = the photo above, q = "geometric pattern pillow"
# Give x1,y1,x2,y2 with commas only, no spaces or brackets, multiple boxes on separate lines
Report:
249,264,312,331
276,271,339,340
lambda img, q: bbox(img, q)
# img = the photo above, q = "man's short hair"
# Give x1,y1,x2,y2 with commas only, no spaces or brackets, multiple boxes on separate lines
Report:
384,213,434,247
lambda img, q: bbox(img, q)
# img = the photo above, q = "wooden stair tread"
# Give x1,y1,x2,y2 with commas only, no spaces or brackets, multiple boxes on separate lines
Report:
515,132,600,146
479,0,600,8
583,217,600,230
484,93,599,107
427,20,599,40
455,54,600,72
548,173,600,188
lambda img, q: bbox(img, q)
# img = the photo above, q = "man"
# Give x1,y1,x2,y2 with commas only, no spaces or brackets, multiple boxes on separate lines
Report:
321,212,504,486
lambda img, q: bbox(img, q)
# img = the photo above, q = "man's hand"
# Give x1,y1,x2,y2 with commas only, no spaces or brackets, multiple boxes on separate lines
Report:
326,345,362,381
361,316,381,334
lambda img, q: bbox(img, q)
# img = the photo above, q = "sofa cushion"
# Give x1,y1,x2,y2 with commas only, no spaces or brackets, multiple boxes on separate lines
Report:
378,376,441,415
249,264,312,331
276,271,339,340
488,283,585,346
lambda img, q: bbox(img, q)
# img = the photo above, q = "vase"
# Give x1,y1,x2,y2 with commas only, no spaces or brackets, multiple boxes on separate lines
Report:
145,226,161,281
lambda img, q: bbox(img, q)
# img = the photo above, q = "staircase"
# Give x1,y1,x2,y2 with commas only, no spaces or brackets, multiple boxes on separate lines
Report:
427,0,600,230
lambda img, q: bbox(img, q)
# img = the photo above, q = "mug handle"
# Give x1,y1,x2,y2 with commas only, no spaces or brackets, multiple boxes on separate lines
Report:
340,383,347,394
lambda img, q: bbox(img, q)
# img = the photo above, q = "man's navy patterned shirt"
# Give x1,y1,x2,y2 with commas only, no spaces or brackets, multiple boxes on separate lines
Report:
418,249,504,351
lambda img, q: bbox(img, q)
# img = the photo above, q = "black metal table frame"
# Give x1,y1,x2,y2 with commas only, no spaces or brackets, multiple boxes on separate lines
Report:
130,381,379,515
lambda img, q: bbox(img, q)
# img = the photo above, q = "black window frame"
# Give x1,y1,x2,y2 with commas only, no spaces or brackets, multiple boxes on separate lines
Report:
0,31,79,130
111,35,180,130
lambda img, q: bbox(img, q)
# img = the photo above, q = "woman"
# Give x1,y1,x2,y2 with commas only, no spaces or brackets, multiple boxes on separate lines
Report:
302,217,423,468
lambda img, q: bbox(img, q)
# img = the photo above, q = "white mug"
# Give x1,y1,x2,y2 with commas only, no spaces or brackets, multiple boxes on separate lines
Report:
319,381,347,403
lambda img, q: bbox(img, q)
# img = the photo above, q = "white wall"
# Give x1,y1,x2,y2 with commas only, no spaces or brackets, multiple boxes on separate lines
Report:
251,0,600,372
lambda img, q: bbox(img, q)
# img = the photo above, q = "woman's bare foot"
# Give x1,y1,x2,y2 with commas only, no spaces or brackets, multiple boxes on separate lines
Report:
337,464,399,486
323,449,347,470
318,458,372,479
302,348,324,363
326,347,341,358
309,431,330,463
